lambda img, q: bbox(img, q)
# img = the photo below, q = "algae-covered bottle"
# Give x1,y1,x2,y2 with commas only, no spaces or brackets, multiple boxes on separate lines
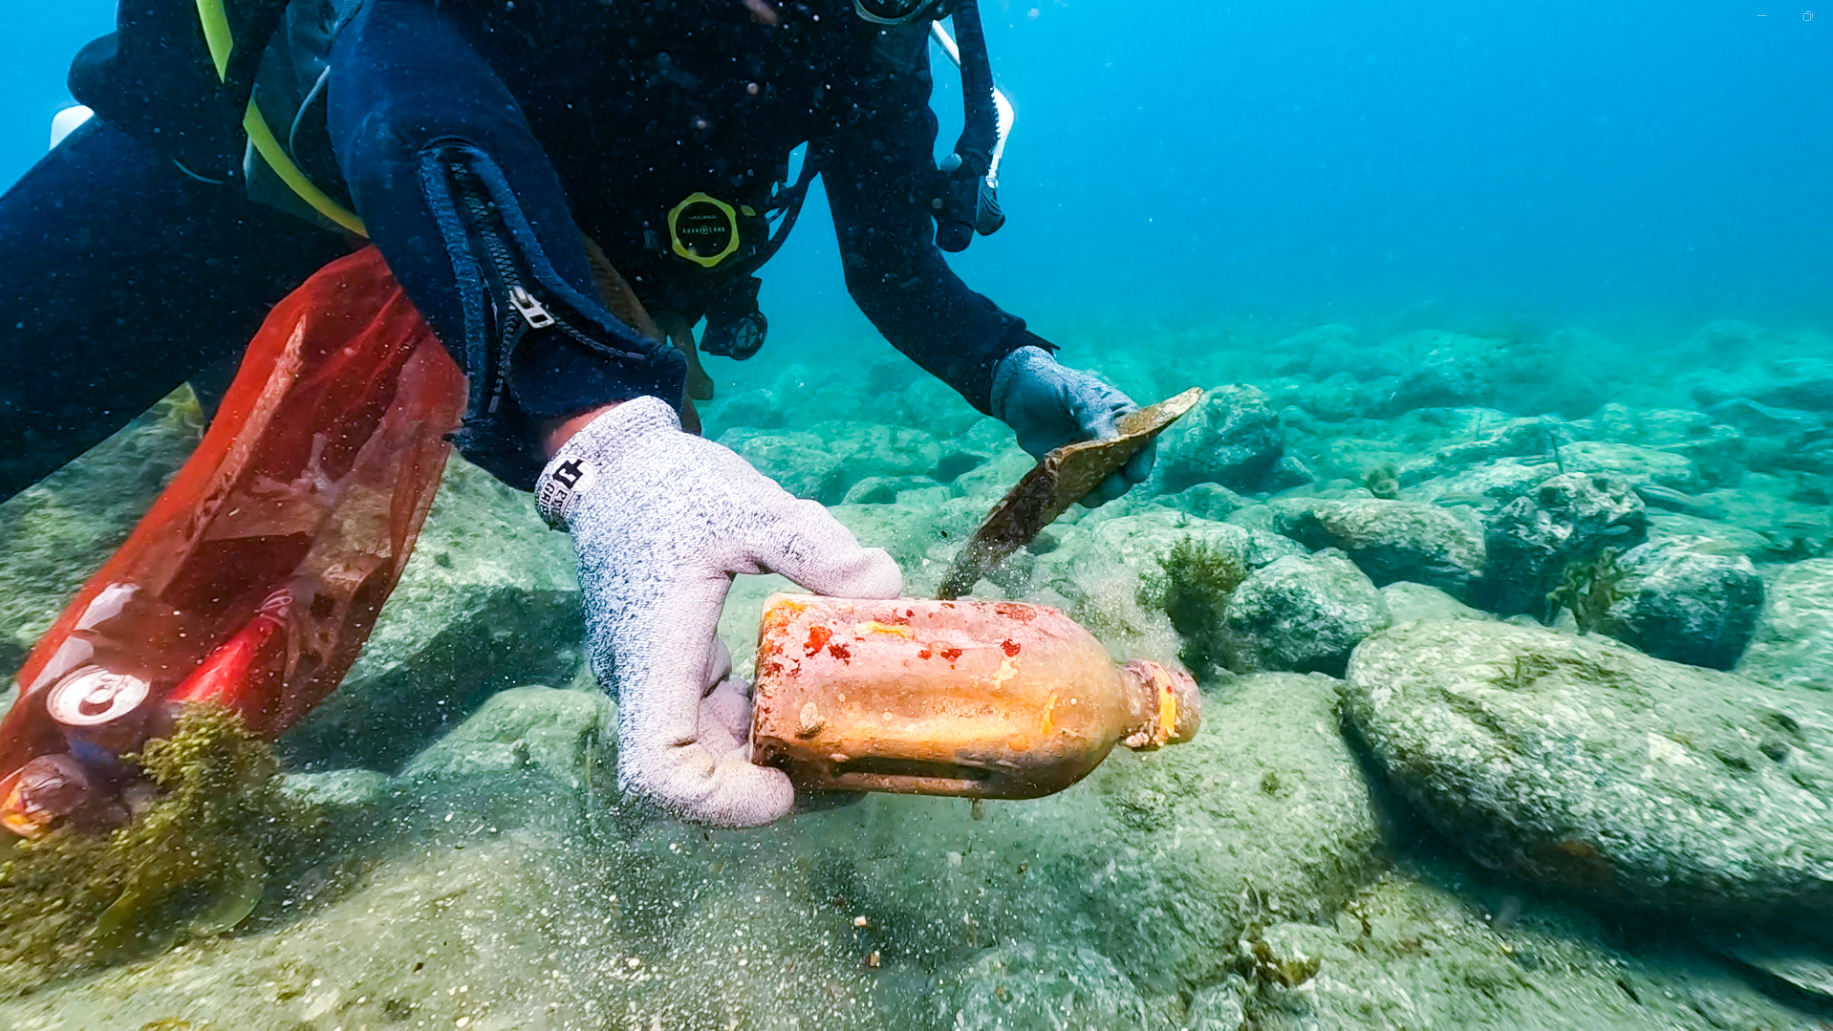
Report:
750,594,1201,800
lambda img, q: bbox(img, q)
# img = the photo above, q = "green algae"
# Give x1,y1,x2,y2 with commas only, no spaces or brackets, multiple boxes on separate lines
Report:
0,706,320,995
1140,535,1248,674
1547,548,1626,633
1364,462,1403,500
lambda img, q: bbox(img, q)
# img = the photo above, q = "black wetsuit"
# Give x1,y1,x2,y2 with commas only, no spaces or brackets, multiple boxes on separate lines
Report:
0,0,1042,495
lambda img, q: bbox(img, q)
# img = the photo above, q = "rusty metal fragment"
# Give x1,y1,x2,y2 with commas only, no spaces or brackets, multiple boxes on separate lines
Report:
938,387,1202,600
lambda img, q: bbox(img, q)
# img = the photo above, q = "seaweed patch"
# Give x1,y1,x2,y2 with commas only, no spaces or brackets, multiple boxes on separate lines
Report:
0,706,321,995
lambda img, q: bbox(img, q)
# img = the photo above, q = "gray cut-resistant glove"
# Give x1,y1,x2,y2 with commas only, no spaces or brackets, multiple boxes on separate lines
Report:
990,346,1154,504
535,397,903,827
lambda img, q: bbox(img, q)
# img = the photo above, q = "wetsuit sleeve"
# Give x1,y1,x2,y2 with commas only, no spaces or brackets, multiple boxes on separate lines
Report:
328,0,685,488
822,25,1046,414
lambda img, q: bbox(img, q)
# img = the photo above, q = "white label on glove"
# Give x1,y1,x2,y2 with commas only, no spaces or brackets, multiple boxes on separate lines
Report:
537,456,599,530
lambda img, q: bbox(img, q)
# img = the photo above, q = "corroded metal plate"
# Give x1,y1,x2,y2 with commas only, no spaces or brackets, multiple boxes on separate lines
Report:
938,387,1203,600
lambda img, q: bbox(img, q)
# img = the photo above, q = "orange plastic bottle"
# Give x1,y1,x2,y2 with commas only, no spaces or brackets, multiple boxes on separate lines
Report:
750,594,1201,799
0,247,466,837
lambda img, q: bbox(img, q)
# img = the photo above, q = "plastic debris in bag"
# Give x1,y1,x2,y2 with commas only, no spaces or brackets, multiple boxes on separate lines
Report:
0,247,466,837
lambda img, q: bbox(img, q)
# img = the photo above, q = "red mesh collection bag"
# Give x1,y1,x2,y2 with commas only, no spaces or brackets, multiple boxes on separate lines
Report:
0,247,467,836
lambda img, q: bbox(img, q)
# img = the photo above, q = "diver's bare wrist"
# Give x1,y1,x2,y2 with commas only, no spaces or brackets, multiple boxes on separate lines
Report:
541,402,624,458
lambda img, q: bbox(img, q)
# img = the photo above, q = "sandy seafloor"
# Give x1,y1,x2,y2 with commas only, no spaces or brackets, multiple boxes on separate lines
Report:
2,314,1833,1030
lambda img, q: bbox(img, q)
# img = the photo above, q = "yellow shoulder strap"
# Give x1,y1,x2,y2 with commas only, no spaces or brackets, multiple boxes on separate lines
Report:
195,0,369,237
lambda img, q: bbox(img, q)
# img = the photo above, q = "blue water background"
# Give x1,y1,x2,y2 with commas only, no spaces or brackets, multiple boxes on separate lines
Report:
5,2,1826,366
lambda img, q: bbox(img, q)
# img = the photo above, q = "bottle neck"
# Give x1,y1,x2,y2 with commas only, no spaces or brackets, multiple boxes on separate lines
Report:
1117,660,1202,750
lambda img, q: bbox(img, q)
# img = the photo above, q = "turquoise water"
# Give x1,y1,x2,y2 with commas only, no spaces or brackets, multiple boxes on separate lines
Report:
7,3,1826,339
4,4,1833,1029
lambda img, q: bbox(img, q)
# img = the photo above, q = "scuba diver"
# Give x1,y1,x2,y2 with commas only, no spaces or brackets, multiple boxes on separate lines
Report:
0,0,1154,827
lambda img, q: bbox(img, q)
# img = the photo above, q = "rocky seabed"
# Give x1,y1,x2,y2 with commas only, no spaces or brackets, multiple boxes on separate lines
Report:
4,320,1833,1029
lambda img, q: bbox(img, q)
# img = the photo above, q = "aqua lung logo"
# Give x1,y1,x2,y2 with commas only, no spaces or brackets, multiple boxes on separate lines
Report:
676,205,731,249
668,192,742,268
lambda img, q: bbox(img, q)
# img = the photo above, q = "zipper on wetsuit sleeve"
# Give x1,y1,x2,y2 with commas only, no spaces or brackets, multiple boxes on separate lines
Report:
447,161,629,415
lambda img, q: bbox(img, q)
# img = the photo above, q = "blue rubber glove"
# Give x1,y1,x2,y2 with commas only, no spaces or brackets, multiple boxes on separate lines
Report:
989,346,1154,505
536,398,903,827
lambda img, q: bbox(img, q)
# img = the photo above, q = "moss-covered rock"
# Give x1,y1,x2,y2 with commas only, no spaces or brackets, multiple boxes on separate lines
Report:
1018,511,1301,665
1554,440,1703,492
807,421,942,482
1037,510,1302,590
1344,620,1833,918
1739,558,1833,691
717,428,849,503
1230,859,1824,1031
1221,555,1392,676
0,693,876,1030
929,942,1155,1031
1593,537,1764,669
1480,472,1649,618
801,672,1384,999
1281,499,1487,599
1151,384,1285,494
398,685,613,834
1380,581,1492,624
840,474,945,505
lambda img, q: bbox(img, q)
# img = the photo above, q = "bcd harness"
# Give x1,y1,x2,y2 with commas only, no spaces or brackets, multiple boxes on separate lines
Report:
195,0,366,235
